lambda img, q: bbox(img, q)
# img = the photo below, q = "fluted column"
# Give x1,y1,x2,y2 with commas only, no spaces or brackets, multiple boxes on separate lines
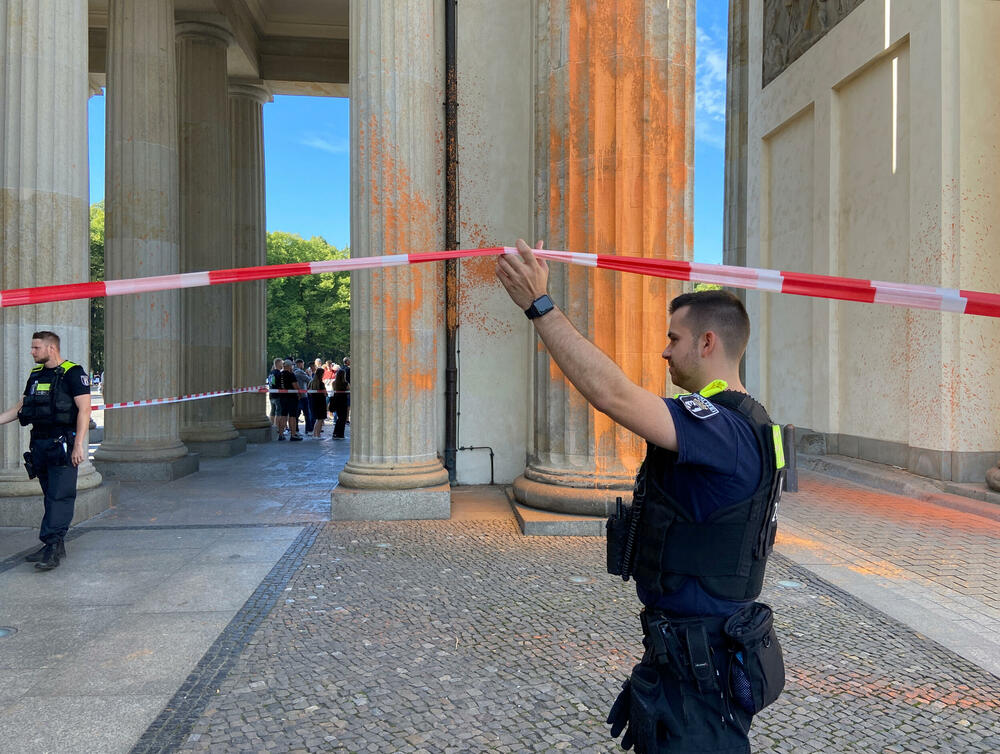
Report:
0,0,107,523
333,0,450,519
230,81,273,441
724,0,749,271
93,0,198,481
175,21,246,457
515,0,695,515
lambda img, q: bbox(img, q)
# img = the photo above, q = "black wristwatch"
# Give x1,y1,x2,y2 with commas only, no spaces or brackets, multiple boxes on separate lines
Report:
524,294,555,320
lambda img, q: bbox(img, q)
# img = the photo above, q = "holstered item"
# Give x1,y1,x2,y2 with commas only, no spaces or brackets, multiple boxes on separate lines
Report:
606,497,634,578
23,451,36,480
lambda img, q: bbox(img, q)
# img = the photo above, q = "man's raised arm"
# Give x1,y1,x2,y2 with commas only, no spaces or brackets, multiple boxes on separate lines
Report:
496,239,677,451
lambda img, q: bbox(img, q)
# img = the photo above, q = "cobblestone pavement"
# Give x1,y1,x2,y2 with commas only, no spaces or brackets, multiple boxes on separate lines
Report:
156,515,1000,754
777,473,1000,675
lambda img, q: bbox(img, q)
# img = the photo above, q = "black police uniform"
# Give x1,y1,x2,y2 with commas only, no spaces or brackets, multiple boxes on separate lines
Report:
18,360,90,560
606,380,786,753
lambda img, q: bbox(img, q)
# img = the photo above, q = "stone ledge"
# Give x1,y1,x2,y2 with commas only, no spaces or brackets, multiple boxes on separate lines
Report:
506,488,605,537
183,436,248,458
0,482,117,527
237,426,274,444
93,453,199,482
330,484,450,521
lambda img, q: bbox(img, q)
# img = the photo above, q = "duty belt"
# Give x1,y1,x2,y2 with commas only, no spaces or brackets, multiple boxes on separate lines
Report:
640,609,727,694
30,427,75,440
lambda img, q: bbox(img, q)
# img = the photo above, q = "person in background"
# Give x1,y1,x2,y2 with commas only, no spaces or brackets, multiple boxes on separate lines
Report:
329,367,350,440
293,359,312,435
308,370,328,438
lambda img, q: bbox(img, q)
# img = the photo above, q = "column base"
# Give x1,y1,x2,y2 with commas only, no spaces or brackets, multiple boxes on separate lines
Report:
237,426,274,444
512,474,629,517
506,487,605,537
183,436,248,458
331,483,451,521
93,453,199,481
0,482,117,527
987,463,1000,493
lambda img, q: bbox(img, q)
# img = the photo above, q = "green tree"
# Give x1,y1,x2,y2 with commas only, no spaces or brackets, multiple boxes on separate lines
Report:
89,202,105,374
266,232,351,364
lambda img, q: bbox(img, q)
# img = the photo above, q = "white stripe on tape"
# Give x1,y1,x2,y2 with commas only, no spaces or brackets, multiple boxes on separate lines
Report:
690,262,770,290
106,272,210,296
873,281,960,312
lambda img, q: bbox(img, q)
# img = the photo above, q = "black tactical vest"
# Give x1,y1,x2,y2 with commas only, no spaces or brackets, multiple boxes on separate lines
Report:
18,360,81,428
631,388,785,602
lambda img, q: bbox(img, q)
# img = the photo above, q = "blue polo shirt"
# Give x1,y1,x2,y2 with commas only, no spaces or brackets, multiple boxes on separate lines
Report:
635,393,763,617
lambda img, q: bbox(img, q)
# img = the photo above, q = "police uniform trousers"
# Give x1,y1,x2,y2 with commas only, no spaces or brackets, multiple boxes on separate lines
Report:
30,431,78,544
631,612,752,754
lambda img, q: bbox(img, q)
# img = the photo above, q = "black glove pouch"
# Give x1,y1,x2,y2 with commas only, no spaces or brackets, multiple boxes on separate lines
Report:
724,602,785,715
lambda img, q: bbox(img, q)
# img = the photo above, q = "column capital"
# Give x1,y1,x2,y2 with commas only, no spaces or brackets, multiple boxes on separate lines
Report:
229,80,273,104
175,20,234,48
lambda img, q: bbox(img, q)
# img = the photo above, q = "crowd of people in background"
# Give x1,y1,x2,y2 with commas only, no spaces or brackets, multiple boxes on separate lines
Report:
267,356,350,441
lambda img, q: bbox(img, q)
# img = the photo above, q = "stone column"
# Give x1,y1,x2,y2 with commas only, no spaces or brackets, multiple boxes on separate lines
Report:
230,81,273,442
514,0,695,515
93,0,198,481
724,0,749,272
0,0,109,525
333,0,450,519
175,21,246,457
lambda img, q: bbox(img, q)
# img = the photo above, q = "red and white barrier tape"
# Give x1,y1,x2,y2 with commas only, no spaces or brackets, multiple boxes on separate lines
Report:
92,385,266,411
519,248,1000,318
3,246,997,318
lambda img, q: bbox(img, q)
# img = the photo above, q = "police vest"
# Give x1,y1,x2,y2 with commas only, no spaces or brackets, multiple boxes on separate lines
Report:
631,383,786,603
18,360,81,428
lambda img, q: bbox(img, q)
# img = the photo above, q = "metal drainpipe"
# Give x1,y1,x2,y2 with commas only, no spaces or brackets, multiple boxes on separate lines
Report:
443,0,459,483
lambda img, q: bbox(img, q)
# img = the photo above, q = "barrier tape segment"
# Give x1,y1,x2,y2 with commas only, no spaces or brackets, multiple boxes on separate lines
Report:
3,246,999,318
93,386,351,411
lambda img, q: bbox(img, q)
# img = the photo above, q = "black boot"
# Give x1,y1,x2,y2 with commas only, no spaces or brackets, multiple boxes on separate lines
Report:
28,540,66,563
35,541,62,571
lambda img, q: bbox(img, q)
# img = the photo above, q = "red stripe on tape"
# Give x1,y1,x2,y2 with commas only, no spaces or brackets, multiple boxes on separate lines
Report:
780,271,877,304
413,247,505,264
960,289,1000,318
595,255,693,280
209,263,313,285
1,281,107,307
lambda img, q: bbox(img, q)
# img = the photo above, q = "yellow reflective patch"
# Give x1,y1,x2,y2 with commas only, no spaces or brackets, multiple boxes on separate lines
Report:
772,425,785,469
60,360,78,371
699,380,729,398
36,383,51,392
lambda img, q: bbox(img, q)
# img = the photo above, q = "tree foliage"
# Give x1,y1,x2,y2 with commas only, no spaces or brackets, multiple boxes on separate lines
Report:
89,202,105,374
86,211,351,375
266,232,351,364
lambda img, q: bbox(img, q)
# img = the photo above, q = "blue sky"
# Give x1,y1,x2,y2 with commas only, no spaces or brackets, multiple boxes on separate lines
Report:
88,4,727,264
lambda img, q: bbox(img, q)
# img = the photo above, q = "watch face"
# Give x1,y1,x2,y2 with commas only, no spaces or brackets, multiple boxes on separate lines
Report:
526,295,554,319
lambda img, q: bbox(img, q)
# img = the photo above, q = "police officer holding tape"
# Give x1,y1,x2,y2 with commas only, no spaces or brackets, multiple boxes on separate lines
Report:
0,331,92,571
497,241,785,753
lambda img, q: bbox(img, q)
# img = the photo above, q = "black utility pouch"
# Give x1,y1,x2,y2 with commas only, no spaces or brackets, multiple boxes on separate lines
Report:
606,497,632,576
22,451,36,479
724,602,785,715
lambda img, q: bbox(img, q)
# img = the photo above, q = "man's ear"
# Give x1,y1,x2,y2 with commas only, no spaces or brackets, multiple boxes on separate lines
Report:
701,330,718,357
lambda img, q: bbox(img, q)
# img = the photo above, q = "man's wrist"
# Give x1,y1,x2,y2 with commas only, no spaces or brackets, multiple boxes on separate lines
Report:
524,294,555,320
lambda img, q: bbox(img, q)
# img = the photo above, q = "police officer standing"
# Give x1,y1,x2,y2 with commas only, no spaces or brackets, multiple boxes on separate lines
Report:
0,331,92,571
497,241,786,753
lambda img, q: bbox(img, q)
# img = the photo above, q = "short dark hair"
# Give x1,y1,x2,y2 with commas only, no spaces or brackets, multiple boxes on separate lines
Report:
32,331,60,348
669,290,749,361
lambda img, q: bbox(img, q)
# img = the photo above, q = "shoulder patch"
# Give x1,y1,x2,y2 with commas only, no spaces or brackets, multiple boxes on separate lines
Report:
80,374,90,387
679,393,720,420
